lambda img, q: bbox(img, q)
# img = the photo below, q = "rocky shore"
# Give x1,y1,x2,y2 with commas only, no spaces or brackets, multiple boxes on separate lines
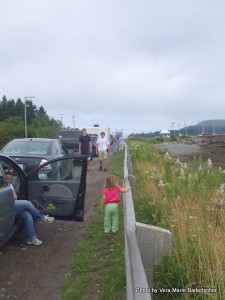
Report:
156,141,225,168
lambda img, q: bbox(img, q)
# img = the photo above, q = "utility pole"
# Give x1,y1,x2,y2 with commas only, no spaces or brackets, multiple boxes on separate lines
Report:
72,114,77,129
184,121,188,136
212,121,215,135
24,96,34,138
59,114,64,128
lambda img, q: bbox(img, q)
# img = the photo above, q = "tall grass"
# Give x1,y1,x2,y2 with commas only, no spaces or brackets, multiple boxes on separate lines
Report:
127,139,225,299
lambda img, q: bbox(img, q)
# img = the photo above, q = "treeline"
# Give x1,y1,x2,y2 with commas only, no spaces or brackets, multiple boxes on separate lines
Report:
0,95,61,148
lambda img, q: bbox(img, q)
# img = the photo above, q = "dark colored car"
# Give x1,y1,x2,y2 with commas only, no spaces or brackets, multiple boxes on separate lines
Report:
0,138,68,174
90,134,98,157
0,154,87,250
57,129,82,154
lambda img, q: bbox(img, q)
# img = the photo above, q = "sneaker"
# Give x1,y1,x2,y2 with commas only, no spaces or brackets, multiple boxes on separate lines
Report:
104,230,110,234
44,215,54,223
26,238,43,246
100,166,102,171
103,168,107,172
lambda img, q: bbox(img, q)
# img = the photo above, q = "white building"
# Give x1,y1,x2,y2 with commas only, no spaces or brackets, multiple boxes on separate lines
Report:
159,129,170,137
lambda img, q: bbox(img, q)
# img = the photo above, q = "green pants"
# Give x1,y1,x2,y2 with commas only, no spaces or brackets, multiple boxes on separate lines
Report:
104,203,119,233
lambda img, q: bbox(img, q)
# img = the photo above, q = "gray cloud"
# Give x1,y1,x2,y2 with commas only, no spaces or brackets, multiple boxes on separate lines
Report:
1,0,225,135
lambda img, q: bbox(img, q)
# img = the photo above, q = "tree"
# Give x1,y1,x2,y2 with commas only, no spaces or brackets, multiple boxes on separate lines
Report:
25,100,37,124
15,98,25,118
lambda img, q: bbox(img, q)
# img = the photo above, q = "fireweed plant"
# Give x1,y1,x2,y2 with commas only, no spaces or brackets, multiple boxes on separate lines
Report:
127,139,225,299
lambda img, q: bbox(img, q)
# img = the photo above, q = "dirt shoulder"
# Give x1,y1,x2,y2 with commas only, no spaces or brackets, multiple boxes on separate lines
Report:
0,157,107,300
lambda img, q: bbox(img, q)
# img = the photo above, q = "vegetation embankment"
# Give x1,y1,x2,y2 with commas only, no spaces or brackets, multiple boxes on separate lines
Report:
0,96,61,148
60,151,126,300
127,138,225,299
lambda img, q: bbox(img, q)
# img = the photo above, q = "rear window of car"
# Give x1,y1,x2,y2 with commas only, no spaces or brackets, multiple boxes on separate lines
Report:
58,131,81,138
2,141,51,155
90,135,97,141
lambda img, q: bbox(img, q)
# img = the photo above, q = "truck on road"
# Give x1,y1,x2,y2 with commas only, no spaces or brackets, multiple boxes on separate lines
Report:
86,125,111,142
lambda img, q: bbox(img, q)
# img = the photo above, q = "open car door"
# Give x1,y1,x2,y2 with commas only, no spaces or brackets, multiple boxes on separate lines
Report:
27,156,87,222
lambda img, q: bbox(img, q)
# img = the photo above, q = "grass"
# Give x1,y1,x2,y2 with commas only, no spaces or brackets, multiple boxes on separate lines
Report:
127,138,225,300
60,150,126,300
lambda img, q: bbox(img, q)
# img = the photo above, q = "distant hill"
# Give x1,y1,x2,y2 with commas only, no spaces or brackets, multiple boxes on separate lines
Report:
129,120,225,137
180,120,225,136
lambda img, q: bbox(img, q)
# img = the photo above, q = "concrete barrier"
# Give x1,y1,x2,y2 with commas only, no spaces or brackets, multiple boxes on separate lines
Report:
136,223,172,288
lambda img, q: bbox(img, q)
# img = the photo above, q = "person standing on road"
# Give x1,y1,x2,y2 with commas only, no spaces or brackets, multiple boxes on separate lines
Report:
118,135,125,150
101,174,131,233
79,128,92,171
112,135,118,154
96,132,110,171
5,170,54,246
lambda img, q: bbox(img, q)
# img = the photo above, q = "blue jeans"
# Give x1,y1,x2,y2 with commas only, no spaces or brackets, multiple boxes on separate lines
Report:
113,142,118,153
15,200,45,242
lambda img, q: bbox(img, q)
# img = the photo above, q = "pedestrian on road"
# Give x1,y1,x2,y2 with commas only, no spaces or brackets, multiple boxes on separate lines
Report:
96,132,110,171
112,135,118,154
5,169,54,246
118,135,125,150
101,174,131,233
79,128,92,171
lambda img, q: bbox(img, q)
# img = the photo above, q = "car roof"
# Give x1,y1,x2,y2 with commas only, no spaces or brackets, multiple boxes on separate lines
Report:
9,138,57,142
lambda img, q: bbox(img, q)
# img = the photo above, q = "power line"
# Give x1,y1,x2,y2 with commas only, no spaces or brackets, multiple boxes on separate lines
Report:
0,63,26,97
0,85,18,99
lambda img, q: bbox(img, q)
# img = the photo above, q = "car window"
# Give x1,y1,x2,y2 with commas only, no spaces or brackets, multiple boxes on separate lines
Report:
0,164,21,193
38,158,82,181
58,130,81,138
55,141,63,154
0,168,6,188
2,141,51,155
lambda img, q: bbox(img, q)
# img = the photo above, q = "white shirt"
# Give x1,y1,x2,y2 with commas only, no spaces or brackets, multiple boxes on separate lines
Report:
96,137,109,151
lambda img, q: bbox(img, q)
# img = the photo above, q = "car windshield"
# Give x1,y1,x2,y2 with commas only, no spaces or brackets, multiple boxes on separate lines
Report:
2,140,51,155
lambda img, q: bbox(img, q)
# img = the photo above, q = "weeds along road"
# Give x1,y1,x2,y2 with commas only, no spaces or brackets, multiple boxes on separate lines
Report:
0,157,108,300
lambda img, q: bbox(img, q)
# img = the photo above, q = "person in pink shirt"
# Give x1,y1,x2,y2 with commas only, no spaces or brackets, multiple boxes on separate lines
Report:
102,174,131,233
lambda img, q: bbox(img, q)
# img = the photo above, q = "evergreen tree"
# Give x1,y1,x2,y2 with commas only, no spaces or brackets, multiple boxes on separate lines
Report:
15,98,25,119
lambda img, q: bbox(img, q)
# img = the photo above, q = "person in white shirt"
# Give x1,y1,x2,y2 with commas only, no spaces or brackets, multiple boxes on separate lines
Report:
96,132,110,171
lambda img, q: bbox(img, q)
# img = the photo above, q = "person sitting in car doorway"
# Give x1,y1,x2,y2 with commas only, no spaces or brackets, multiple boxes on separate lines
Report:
5,169,54,246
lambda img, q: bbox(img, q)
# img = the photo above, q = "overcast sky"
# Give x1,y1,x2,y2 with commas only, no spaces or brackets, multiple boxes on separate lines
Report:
1,0,225,135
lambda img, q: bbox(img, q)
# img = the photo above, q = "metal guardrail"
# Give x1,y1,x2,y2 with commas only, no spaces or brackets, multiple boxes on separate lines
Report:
123,144,172,300
123,145,151,300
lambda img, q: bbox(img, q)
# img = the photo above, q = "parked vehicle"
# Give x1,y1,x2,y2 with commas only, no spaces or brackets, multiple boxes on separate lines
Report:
57,129,81,155
90,134,98,157
0,138,68,174
0,154,87,249
86,125,111,142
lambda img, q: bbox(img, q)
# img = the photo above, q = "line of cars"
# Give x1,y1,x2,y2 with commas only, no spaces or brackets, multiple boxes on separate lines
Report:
0,136,90,250
57,129,98,159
